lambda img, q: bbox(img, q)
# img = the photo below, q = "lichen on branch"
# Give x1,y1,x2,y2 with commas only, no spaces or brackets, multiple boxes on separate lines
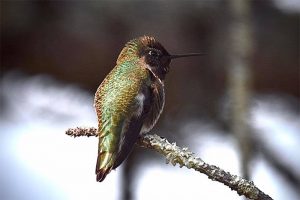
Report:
66,127,273,200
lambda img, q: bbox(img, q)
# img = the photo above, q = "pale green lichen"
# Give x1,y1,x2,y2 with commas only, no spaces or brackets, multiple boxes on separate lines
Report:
138,133,272,200
66,128,272,200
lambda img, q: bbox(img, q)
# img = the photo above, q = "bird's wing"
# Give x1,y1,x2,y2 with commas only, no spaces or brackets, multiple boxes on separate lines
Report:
113,76,165,169
112,86,150,169
94,61,150,181
140,80,165,134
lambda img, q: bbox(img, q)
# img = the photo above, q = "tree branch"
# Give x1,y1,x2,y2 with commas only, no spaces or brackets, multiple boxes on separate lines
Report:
66,127,273,200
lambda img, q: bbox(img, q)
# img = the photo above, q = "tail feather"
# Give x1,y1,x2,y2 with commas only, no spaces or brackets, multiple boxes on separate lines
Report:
96,167,112,182
95,151,114,182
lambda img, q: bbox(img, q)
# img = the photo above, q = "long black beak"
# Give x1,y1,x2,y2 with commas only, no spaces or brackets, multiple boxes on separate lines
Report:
169,53,206,59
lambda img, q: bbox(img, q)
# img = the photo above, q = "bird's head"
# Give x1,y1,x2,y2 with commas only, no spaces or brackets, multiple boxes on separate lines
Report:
117,36,204,81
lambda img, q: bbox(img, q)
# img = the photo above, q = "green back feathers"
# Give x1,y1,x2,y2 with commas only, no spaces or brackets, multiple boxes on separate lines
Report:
94,58,150,181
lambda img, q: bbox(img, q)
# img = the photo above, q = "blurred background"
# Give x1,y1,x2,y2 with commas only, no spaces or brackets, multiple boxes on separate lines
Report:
0,0,299,200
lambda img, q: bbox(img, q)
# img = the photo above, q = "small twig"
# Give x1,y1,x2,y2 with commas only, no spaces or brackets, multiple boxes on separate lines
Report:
66,127,97,137
66,127,273,200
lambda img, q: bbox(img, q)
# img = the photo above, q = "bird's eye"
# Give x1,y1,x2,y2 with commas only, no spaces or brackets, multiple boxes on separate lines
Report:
148,50,159,57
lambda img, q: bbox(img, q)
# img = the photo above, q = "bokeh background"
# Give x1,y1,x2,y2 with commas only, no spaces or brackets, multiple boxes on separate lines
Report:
1,0,299,200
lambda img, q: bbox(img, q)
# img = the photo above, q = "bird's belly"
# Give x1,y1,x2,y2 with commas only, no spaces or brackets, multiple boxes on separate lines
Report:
133,93,145,117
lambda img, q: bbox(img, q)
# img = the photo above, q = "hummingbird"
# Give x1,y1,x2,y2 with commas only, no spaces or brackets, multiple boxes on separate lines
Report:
94,36,204,182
